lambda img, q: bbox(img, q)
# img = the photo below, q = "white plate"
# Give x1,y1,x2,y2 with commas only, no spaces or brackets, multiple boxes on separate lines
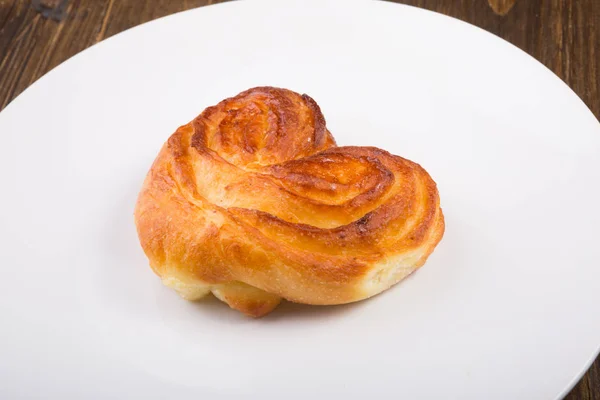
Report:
1,0,599,399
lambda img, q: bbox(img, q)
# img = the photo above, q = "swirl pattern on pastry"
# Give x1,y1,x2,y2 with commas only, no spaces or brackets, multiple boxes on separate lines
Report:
134,87,444,317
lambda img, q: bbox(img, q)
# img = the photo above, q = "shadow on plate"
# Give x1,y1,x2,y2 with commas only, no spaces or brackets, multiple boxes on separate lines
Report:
183,292,369,323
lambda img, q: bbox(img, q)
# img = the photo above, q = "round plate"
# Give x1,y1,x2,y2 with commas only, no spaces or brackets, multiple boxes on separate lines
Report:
1,1,599,398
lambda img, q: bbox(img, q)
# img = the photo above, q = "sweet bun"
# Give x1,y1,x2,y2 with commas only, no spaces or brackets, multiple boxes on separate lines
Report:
134,87,444,317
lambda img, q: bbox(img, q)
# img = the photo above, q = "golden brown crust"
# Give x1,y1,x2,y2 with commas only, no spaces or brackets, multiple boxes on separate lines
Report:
134,87,445,317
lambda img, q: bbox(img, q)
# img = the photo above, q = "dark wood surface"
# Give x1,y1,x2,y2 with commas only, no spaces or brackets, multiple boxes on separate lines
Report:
0,1,598,398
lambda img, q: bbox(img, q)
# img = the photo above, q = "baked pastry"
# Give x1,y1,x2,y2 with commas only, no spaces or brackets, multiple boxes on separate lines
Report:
134,87,444,317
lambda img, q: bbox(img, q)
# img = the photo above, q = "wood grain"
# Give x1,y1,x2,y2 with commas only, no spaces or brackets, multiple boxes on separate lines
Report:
488,0,517,16
0,1,598,398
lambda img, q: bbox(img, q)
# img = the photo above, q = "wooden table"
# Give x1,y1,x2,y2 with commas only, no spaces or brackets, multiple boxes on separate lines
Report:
0,1,598,398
